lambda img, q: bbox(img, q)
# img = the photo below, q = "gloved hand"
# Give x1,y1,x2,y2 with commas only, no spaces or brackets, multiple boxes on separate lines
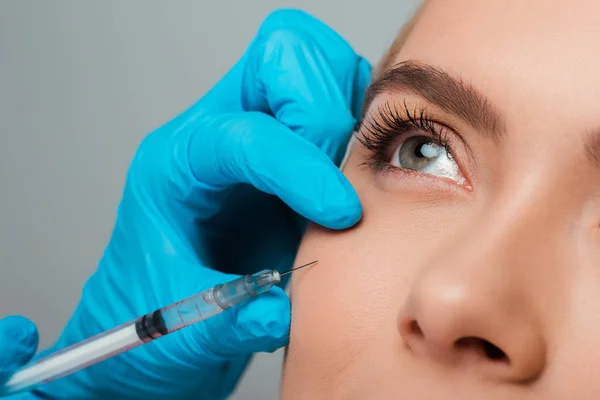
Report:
0,317,38,400
0,8,370,400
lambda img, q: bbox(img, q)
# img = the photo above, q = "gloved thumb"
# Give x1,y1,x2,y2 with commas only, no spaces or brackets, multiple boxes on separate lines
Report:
189,286,291,361
0,316,39,385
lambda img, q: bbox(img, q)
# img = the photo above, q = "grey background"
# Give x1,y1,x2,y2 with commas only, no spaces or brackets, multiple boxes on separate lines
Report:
0,1,418,398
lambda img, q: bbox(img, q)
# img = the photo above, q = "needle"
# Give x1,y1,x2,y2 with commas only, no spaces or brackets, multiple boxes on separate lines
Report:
280,260,318,277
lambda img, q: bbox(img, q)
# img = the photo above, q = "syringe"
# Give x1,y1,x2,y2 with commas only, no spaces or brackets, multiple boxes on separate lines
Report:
1,261,316,396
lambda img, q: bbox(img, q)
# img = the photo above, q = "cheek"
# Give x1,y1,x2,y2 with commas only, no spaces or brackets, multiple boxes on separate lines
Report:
287,226,380,383
286,175,466,387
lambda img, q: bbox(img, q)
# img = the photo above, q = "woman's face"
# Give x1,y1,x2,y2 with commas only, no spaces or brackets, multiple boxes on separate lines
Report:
281,1,600,399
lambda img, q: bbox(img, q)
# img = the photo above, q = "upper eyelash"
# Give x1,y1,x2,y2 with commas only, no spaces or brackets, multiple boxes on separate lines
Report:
355,100,453,163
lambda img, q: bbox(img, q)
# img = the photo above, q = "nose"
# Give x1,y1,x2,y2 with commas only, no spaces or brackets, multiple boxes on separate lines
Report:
399,224,548,383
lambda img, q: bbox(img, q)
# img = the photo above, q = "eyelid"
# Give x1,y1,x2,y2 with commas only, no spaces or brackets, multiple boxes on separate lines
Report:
363,160,472,195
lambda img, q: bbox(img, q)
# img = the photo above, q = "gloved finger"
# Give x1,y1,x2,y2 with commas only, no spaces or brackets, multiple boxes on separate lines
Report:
243,9,373,164
188,111,362,230
189,286,290,360
0,316,39,385
353,57,373,119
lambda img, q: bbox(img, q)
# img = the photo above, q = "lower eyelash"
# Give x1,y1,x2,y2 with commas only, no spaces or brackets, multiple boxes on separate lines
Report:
355,100,453,171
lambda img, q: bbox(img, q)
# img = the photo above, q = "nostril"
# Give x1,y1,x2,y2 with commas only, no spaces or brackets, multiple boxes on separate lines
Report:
409,320,424,338
482,340,507,361
455,337,509,363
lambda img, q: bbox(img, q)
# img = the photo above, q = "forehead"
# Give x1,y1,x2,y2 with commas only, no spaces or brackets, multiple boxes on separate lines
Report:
395,0,600,128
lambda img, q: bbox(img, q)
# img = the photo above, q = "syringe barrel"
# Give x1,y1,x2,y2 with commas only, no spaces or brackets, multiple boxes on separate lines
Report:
214,269,280,309
0,270,282,396
155,269,280,335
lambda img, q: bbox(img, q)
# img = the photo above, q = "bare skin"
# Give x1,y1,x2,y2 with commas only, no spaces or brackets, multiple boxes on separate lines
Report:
281,1,600,399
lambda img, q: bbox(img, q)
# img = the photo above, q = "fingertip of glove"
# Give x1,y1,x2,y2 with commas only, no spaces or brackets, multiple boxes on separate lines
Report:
353,57,373,120
187,288,290,360
318,176,362,230
235,287,290,350
0,316,39,350
259,9,316,33
0,316,39,378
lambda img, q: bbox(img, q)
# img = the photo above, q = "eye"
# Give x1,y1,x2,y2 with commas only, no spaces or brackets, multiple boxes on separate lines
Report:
390,136,466,184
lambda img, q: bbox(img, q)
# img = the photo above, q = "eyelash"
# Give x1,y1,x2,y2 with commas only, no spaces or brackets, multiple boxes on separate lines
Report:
356,100,454,174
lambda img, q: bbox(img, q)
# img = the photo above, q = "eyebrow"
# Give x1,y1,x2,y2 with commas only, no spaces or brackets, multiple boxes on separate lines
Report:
362,60,505,140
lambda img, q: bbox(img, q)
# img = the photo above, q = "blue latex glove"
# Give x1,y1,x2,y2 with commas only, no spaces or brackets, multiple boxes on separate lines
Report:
0,8,371,400
0,317,38,400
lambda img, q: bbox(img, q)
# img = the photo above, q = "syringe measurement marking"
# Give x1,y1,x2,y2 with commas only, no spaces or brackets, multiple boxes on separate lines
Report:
195,302,203,319
177,309,185,326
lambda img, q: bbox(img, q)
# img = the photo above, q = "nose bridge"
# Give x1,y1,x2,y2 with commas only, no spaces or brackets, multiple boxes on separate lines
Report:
400,190,555,382
461,174,567,274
